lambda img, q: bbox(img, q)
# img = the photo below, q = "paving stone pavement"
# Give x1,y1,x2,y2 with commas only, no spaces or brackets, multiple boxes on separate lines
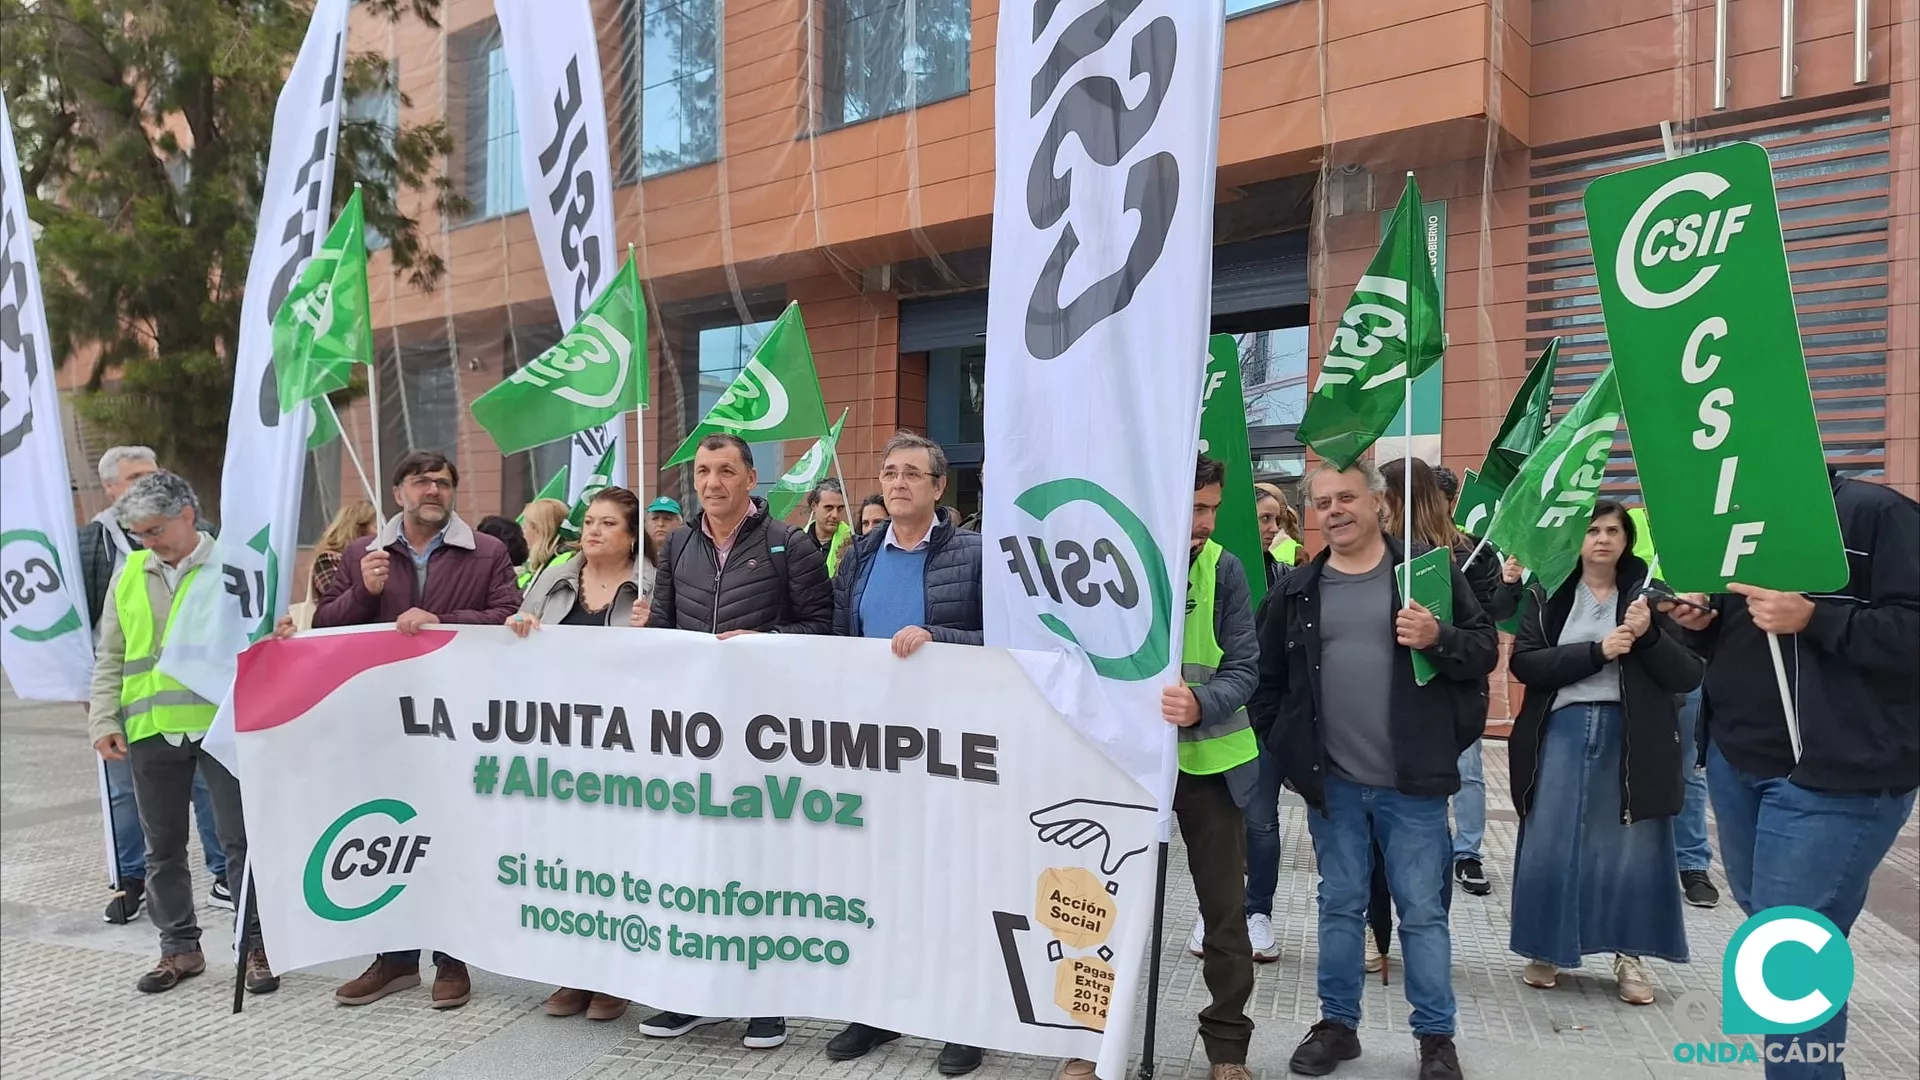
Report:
3,683,1914,1079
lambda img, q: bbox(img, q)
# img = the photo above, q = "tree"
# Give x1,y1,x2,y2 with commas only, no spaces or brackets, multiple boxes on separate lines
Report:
0,0,466,501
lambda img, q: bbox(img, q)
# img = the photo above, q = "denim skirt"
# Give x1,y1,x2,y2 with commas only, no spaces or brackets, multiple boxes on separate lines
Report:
1509,702,1689,969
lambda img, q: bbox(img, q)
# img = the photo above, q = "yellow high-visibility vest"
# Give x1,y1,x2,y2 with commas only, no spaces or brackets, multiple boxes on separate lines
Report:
115,550,216,744
1178,541,1260,776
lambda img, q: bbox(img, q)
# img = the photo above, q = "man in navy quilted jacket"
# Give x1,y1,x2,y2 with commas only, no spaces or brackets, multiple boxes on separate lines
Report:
823,429,983,1075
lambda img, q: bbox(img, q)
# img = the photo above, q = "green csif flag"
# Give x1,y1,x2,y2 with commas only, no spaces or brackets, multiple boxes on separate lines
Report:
1200,335,1266,607
273,188,373,411
1484,365,1623,594
768,409,849,520
562,445,617,538
1296,175,1445,470
666,301,829,467
472,257,649,456
306,398,340,451
1451,467,1503,538
1477,337,1560,494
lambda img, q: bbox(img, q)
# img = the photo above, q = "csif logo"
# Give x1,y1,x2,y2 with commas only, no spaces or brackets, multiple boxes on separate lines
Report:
1021,2,1181,361
304,798,432,922
535,57,604,321
706,358,791,432
1533,414,1619,530
1613,170,1754,311
0,530,81,643
1,161,45,458
997,478,1172,682
1722,906,1854,1036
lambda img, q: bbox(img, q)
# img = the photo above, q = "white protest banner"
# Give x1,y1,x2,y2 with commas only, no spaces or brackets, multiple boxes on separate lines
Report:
494,0,628,500
0,97,94,700
158,0,349,756
236,628,1158,1061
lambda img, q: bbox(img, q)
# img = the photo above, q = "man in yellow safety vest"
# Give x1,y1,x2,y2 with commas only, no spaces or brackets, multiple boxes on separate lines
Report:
87,471,275,996
1159,455,1262,1080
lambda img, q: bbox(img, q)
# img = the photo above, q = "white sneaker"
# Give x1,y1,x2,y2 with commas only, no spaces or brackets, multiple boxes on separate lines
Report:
1613,954,1655,1005
1187,918,1205,957
1247,913,1280,962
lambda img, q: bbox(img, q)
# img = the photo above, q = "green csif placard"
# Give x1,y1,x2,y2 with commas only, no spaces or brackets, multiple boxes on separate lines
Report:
1583,142,1844,593
1200,335,1266,607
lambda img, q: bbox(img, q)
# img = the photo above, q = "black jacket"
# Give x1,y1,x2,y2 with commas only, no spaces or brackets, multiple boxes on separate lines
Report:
1692,474,1919,795
1251,535,1499,808
648,497,832,636
1458,533,1524,624
833,508,983,644
1508,553,1703,824
78,515,217,631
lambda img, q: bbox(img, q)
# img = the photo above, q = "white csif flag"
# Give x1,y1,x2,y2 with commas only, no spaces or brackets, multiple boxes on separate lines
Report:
161,0,351,775
983,4,1225,1078
494,0,630,502
0,97,94,701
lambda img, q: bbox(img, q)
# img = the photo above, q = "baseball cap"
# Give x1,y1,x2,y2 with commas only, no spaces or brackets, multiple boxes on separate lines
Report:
646,497,683,516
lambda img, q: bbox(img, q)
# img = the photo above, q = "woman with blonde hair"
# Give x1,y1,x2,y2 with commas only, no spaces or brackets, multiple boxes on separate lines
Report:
309,501,378,599
517,497,573,589
1255,482,1304,567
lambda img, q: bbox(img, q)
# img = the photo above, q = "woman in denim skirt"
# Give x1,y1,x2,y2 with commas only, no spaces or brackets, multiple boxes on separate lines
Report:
1507,500,1702,1004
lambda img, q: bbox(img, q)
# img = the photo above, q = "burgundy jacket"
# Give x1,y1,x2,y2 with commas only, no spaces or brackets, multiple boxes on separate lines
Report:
313,512,521,628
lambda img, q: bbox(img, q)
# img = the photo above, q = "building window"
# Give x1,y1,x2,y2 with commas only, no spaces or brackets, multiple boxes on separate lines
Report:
622,0,719,180
343,61,399,250
375,339,462,516
501,321,573,513
695,320,785,493
824,0,971,129
1235,327,1308,431
459,23,526,221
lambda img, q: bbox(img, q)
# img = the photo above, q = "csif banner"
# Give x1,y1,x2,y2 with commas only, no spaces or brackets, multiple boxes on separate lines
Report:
983,6,1224,1070
237,628,1159,1064
160,0,351,734
0,97,94,700
1583,141,1845,592
494,0,630,503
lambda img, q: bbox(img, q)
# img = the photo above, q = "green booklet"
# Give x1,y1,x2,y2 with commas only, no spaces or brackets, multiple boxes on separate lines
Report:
1399,546,1454,686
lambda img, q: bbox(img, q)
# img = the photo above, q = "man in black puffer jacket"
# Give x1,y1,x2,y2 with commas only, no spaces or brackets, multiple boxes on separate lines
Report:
821,431,983,1076
639,432,830,1051
648,434,833,639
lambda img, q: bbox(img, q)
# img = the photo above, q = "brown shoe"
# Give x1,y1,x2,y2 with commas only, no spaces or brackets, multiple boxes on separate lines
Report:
431,959,472,1009
586,994,629,1022
335,955,420,1005
245,949,281,995
136,951,206,993
544,986,592,1016
1054,1061,1097,1079
1210,1065,1254,1080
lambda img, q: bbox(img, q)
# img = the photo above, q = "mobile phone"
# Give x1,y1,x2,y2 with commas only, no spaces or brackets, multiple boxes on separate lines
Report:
1639,580,1713,616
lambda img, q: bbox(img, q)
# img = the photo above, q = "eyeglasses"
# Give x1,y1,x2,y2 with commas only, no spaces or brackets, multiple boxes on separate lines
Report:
129,519,176,542
879,466,939,484
405,475,454,492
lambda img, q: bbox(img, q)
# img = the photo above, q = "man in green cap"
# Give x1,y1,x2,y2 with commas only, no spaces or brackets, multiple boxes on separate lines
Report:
645,497,683,568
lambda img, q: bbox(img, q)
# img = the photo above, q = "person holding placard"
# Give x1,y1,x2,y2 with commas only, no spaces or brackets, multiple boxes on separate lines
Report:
1254,460,1495,1080
1505,501,1700,1006
1659,472,1918,1077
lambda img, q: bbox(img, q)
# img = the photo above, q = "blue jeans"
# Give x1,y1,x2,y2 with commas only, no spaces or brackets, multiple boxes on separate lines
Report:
1672,690,1712,873
1307,775,1456,1036
1451,740,1485,863
104,754,226,882
1244,747,1284,916
1707,742,1916,1080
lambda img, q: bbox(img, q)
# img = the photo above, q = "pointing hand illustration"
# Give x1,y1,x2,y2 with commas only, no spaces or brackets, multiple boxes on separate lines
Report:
1028,799,1155,876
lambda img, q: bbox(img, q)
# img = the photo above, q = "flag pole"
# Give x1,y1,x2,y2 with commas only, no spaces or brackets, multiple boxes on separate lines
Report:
96,758,121,893
1768,632,1802,761
628,245,647,503
1460,534,1491,573
325,396,382,524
